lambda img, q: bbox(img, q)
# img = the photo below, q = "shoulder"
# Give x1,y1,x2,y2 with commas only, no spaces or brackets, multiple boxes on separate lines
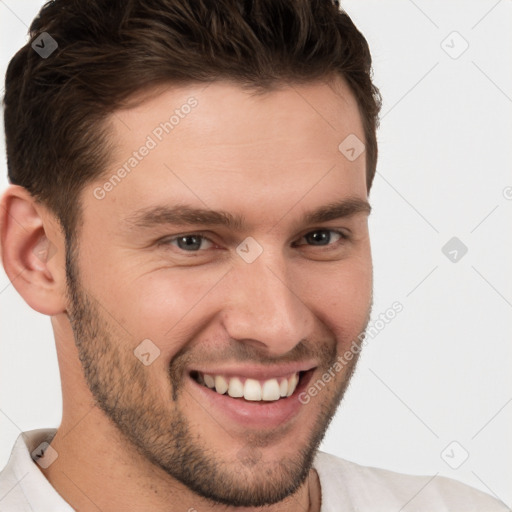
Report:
313,451,510,512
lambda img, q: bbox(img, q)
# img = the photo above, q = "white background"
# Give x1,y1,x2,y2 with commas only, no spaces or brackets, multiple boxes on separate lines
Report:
1,0,511,507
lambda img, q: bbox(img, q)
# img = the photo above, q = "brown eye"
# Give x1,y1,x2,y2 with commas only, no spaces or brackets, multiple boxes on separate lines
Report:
305,230,332,245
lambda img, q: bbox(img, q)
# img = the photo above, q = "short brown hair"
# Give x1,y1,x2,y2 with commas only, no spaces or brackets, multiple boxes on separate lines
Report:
3,0,381,241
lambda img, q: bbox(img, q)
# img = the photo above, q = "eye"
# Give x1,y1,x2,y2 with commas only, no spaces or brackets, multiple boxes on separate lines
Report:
158,229,349,254
293,229,349,248
164,234,215,252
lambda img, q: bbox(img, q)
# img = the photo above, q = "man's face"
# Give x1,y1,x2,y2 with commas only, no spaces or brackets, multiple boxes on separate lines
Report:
65,78,373,507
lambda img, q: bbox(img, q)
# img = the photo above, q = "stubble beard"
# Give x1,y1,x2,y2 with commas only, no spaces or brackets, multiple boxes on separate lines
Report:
64,241,368,507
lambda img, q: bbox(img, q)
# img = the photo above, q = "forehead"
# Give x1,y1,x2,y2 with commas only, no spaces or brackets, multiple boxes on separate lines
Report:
86,78,367,231
111,77,362,153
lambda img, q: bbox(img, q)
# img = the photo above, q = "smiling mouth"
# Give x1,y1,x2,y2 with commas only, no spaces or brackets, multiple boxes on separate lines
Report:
190,370,311,402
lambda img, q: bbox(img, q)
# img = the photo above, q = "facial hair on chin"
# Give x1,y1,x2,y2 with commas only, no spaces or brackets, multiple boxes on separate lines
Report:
64,244,370,507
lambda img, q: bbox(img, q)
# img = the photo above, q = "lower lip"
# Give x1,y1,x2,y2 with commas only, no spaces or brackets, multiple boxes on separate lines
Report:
188,370,314,429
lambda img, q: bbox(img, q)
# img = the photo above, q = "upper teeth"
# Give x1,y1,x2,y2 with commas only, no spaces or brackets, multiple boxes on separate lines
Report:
200,373,299,401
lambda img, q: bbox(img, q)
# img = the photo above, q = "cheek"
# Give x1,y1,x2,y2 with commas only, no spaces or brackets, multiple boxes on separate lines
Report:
95,265,229,346
300,258,372,340
84,244,371,361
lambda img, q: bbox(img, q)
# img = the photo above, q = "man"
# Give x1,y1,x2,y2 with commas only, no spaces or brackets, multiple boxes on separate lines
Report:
0,1,508,510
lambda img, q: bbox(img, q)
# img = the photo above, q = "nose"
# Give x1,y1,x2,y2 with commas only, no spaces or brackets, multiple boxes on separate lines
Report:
220,253,314,357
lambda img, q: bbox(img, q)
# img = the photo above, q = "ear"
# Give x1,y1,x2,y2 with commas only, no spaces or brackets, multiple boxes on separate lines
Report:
0,185,68,315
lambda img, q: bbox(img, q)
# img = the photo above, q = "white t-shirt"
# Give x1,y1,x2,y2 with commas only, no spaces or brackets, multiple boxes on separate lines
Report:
0,429,509,511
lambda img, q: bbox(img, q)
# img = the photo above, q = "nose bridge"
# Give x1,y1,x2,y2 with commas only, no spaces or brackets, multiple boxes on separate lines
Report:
221,254,312,355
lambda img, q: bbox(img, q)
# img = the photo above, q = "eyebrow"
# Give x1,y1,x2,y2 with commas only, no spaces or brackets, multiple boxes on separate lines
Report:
123,197,371,232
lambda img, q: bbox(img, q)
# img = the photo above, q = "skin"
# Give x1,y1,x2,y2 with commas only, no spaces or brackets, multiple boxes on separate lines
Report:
0,77,373,512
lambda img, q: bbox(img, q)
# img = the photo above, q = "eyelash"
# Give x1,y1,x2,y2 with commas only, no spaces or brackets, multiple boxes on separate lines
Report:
158,229,350,253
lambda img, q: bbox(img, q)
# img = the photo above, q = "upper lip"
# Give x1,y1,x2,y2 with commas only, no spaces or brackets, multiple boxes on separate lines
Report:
189,362,317,381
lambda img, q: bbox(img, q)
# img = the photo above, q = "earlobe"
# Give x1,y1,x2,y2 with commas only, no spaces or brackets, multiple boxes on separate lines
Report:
0,185,67,316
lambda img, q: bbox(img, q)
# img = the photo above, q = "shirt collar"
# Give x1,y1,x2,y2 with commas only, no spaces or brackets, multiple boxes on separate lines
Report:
4,429,74,511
